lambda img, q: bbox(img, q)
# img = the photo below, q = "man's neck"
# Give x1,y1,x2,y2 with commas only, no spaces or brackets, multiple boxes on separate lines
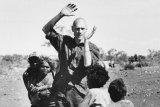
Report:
75,38,84,45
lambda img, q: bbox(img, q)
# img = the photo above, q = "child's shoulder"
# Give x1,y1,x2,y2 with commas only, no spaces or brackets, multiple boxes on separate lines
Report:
43,72,54,83
89,88,109,95
37,72,54,86
120,99,134,107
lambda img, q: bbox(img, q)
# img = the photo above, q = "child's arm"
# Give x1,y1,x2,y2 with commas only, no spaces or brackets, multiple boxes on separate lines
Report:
78,91,93,107
36,72,54,91
36,84,52,91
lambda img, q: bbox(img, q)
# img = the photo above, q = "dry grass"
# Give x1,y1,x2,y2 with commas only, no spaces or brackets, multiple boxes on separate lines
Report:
109,66,160,107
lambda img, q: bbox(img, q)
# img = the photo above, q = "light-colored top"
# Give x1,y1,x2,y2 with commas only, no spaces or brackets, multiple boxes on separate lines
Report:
108,100,134,107
30,72,54,105
78,88,111,107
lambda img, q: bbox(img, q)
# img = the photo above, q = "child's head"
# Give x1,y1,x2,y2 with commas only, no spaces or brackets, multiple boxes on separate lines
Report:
28,56,40,68
87,64,110,89
108,78,127,102
39,59,51,76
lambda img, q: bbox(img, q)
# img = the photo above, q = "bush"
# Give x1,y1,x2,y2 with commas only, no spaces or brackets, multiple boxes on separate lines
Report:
0,54,27,70
124,64,135,70
135,62,149,67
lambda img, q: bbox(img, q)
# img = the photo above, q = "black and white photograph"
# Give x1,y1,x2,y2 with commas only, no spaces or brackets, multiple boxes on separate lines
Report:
0,0,160,107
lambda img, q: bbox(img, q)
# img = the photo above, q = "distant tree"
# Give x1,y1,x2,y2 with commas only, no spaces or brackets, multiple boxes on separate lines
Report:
99,47,107,60
147,49,160,65
106,48,117,61
137,55,145,62
128,56,134,64
115,51,128,63
124,64,135,70
1,54,26,69
134,54,138,62
2,55,14,64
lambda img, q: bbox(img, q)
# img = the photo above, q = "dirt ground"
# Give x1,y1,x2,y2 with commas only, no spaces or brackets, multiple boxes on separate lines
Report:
1,66,160,107
0,68,30,107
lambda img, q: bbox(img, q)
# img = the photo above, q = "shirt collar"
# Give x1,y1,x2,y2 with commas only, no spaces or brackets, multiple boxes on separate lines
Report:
73,38,84,46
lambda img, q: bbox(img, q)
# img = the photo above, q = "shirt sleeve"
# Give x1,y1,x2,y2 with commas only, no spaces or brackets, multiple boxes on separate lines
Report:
45,29,63,52
126,100,134,107
78,91,93,107
121,100,134,107
23,69,36,92
89,42,100,65
23,70,30,91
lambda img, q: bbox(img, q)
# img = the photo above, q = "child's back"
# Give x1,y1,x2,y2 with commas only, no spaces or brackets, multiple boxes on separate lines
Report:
108,99,134,107
88,88,111,107
108,78,134,107
78,64,110,107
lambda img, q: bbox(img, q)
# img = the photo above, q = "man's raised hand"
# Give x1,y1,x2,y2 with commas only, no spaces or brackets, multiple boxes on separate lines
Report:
60,3,78,17
87,26,97,39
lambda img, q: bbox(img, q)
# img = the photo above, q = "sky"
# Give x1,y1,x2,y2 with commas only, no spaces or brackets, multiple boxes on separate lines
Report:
0,0,160,56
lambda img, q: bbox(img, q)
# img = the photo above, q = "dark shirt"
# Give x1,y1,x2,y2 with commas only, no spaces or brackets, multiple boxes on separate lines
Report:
23,67,38,91
23,67,54,106
46,29,99,94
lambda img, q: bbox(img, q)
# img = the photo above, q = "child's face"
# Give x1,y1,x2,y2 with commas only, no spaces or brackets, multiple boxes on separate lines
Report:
39,61,51,75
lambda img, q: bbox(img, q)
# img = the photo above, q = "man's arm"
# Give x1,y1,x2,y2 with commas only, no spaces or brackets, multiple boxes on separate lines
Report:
23,71,30,91
42,4,77,34
89,42,100,65
84,39,92,67
84,27,99,67
42,13,63,34
78,91,92,107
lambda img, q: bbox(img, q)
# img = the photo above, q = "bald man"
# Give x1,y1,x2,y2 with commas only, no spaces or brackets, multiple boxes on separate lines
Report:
42,4,99,107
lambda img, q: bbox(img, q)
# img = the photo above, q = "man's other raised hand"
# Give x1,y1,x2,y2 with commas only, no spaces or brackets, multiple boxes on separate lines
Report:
60,3,78,17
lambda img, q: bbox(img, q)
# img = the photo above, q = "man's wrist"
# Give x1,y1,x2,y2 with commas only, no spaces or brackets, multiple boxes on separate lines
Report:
59,12,64,17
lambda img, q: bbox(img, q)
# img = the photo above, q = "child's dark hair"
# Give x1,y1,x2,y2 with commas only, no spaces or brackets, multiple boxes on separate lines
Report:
108,78,127,102
87,64,110,89
28,56,40,65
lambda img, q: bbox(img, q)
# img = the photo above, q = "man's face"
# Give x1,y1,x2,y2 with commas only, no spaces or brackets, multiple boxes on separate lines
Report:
72,19,87,41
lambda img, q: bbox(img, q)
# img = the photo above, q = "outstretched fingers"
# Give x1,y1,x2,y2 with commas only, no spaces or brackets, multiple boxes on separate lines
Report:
67,3,78,12
87,26,97,39
72,8,78,12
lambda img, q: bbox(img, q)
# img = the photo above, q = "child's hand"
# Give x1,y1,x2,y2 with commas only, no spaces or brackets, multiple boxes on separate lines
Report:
39,90,51,97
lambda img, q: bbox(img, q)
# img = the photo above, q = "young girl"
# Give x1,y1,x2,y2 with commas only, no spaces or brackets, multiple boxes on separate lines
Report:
78,64,111,107
108,78,134,107
24,57,54,107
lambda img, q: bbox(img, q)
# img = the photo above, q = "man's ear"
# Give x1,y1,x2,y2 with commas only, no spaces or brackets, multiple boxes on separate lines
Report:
72,26,74,32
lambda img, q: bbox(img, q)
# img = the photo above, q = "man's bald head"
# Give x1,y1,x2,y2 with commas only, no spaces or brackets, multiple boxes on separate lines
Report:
72,17,88,29
72,17,88,43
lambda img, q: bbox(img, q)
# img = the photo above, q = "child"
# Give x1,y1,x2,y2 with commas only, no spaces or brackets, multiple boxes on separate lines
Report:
30,58,54,105
78,64,111,107
108,78,134,107
23,56,54,107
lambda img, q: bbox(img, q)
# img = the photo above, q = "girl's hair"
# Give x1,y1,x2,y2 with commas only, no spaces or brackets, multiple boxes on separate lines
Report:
87,64,110,88
108,78,127,102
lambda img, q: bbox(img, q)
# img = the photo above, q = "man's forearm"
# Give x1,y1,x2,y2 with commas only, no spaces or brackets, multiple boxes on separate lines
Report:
42,13,63,34
84,40,92,67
